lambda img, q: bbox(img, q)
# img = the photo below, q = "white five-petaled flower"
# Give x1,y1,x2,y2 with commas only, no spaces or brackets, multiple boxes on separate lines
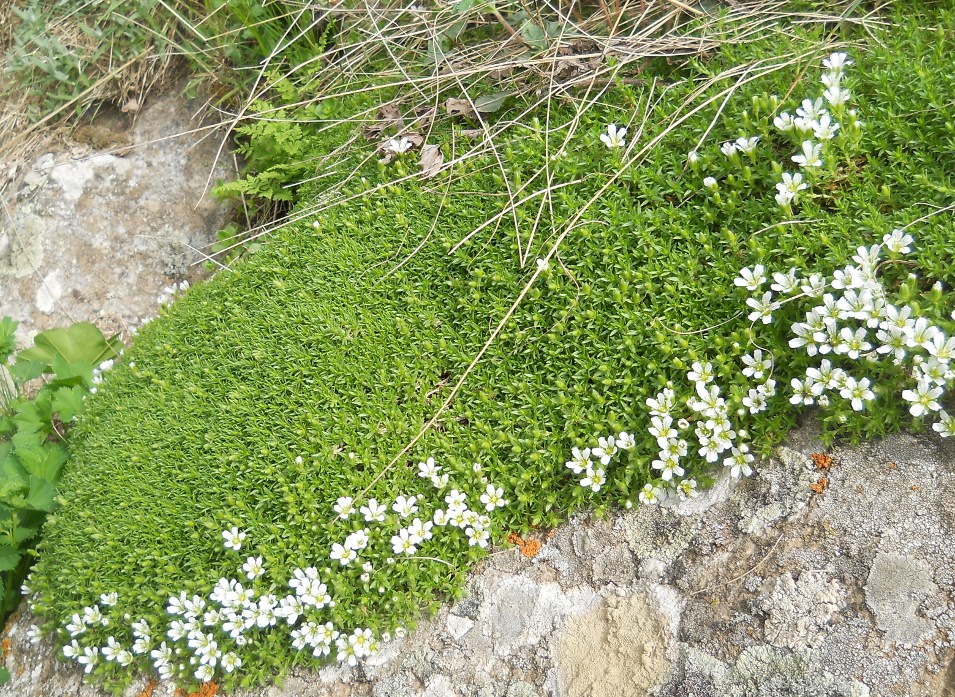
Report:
638,483,662,505
330,543,357,566
902,378,943,417
883,229,913,254
676,478,699,501
796,97,826,121
725,445,755,478
480,484,508,511
334,496,354,518
580,466,606,492
386,137,413,154
360,498,387,522
824,85,850,107
839,376,875,411
688,361,715,384
344,529,370,551
102,636,123,662
741,349,772,380
792,140,823,168
933,410,955,437
616,431,636,450
417,457,440,479
99,592,118,607
734,265,767,291
444,489,467,508
78,646,99,674
812,113,840,141
391,529,418,555
392,494,419,518
747,291,780,324
720,141,738,157
735,136,759,154
221,651,243,673
565,446,592,474
242,555,265,580
823,52,853,72
773,112,795,131
592,435,618,464
222,527,246,551
600,124,627,149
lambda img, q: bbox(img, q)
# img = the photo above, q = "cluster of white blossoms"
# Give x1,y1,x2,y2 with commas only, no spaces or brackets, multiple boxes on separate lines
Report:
156,280,190,307
737,228,955,435
42,454,506,687
692,52,861,211
564,432,635,493
772,51,860,208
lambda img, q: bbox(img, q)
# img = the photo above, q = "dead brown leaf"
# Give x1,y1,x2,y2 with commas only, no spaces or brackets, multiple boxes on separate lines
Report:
419,144,444,179
445,98,476,119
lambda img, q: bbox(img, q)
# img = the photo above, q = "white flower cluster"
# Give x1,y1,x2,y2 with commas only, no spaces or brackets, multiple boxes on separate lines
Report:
739,231,955,433
156,280,190,307
564,432,635,493
651,368,756,482
46,453,509,686
772,52,859,208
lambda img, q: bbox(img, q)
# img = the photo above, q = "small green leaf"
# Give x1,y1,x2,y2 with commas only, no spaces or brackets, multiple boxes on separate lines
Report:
474,90,514,114
519,20,548,50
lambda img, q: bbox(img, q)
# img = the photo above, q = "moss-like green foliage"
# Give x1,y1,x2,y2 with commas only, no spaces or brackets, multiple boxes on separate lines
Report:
27,4,955,691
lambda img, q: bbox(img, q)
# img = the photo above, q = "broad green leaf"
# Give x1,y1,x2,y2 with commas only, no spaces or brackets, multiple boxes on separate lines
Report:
0,545,20,572
474,90,514,114
50,355,93,386
0,666,11,684
16,322,119,370
11,427,45,451
25,476,55,512
8,359,45,382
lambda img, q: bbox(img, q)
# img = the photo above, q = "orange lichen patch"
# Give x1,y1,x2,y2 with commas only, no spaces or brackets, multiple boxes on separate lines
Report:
507,533,544,559
519,539,542,558
911,485,920,492
887,462,896,472
136,678,158,697
3,609,19,636
810,477,829,494
1,637,11,657
185,684,219,697
811,452,832,471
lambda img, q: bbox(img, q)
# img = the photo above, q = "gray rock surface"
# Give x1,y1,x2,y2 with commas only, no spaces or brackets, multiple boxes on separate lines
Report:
0,85,234,346
3,421,954,696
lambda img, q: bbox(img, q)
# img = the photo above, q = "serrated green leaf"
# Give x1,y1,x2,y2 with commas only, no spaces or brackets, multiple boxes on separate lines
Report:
52,385,86,421
13,525,39,544
0,545,20,572
17,443,66,483
25,476,55,512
